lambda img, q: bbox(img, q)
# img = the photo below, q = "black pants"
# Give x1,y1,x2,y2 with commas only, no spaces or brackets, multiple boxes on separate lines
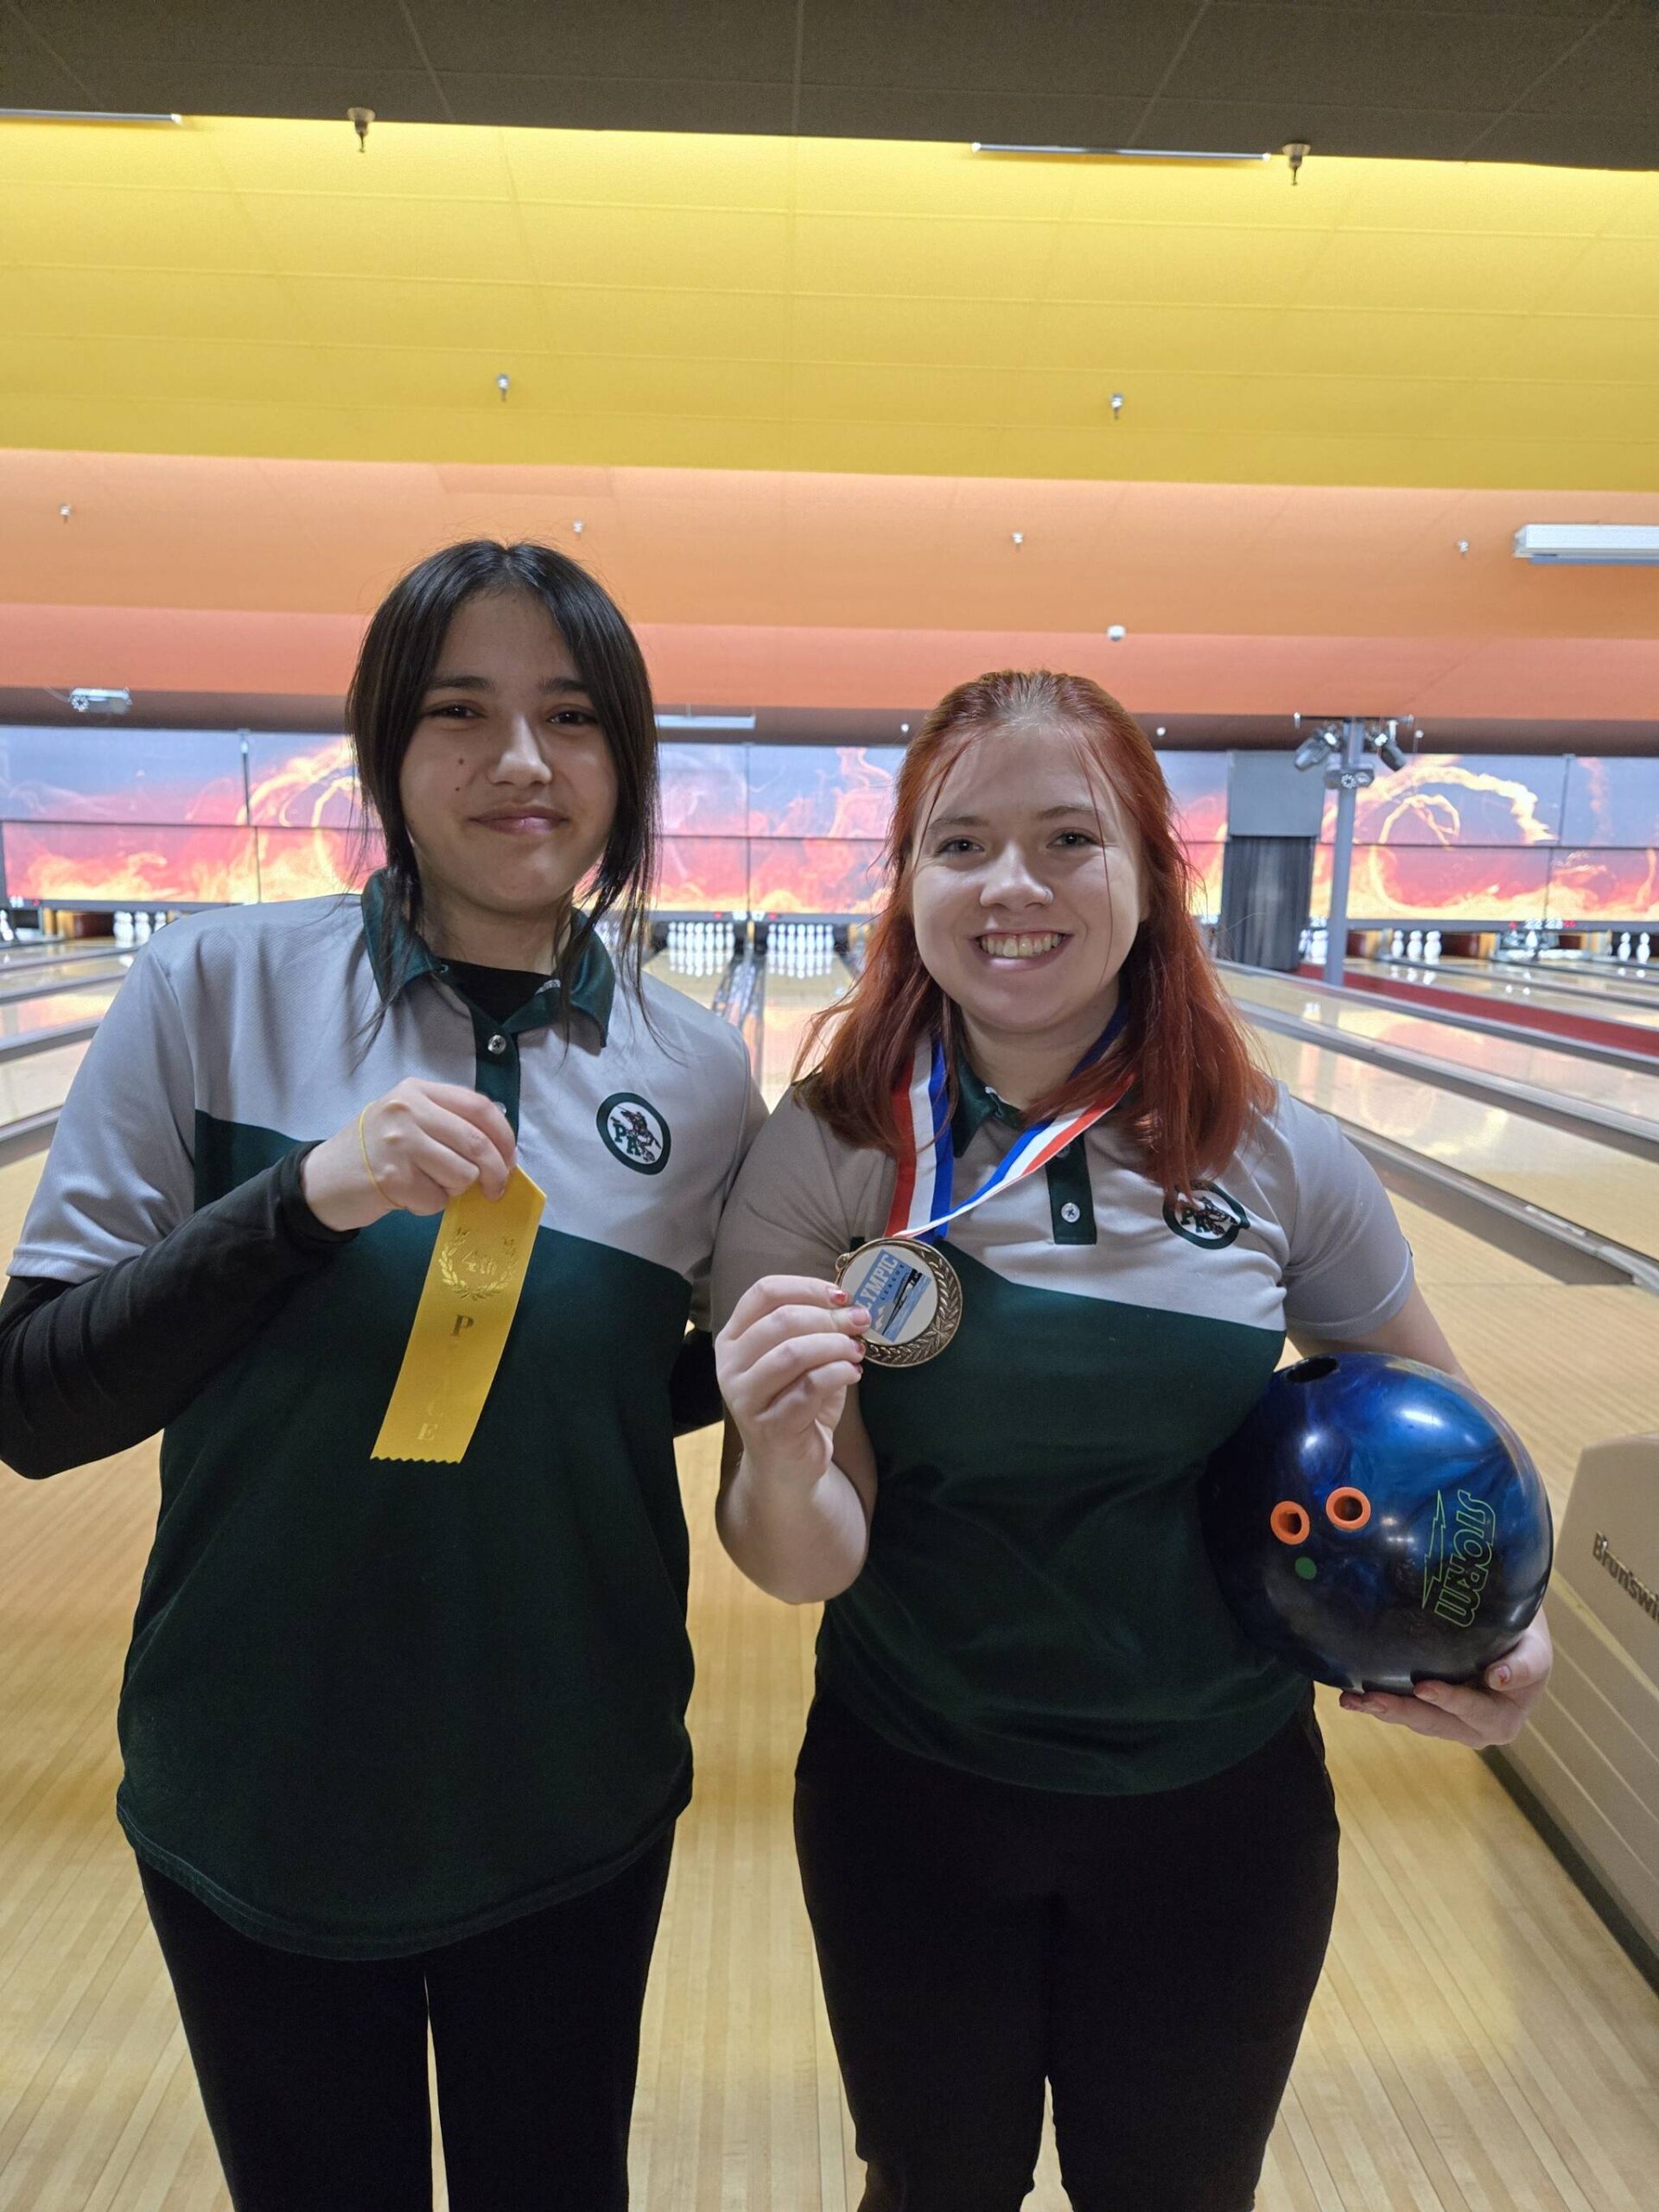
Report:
795,1694,1340,2212
138,1834,673,2212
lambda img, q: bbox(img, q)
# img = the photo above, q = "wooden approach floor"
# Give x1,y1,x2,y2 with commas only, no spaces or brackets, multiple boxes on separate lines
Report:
3,1152,1658,2209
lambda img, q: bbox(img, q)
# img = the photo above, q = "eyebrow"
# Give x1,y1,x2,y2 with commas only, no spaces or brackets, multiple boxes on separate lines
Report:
929,803,1103,831
423,672,592,696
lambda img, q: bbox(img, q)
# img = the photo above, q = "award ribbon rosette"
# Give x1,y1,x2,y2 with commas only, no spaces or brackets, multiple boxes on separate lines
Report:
837,1003,1132,1367
372,1165,546,1462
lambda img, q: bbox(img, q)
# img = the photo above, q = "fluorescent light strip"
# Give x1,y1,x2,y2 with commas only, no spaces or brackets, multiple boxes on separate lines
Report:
655,713,757,732
0,108,184,123
972,143,1270,162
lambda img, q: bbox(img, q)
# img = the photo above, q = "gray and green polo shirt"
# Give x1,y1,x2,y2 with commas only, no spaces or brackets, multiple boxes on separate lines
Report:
14,878,762,1956
713,1068,1414,1796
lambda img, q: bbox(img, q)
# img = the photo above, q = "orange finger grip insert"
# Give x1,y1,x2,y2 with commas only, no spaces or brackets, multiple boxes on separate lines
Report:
1325,1487,1372,1530
1269,1501,1311,1545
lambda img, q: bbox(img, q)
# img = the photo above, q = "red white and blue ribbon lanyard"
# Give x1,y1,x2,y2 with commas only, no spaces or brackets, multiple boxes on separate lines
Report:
883,997,1133,1244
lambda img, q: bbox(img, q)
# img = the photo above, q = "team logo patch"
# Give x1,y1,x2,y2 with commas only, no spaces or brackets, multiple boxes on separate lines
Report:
1163,1183,1248,1249
597,1093,671,1175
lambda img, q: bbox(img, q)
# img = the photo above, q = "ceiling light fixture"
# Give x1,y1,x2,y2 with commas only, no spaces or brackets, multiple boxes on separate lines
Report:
655,712,757,732
972,143,1269,162
1,107,182,124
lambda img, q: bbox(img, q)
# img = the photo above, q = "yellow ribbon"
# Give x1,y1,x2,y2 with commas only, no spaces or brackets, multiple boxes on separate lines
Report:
371,1165,546,1464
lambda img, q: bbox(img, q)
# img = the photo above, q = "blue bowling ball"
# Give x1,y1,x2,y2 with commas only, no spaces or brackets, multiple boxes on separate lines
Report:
1201,1352,1552,1694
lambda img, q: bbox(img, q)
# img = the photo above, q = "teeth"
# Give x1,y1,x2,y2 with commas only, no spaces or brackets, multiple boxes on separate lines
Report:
980,932,1061,959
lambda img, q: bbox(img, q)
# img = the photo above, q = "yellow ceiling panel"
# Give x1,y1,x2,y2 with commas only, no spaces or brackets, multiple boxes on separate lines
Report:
1294,231,1592,315
518,203,793,293
210,118,516,202
1046,223,1332,304
2,115,1655,492
0,181,261,270
794,139,1083,222
789,292,1039,371
791,214,1058,301
235,194,532,283
553,287,792,360
283,276,550,355
504,127,794,212
22,264,306,346
1542,238,1659,317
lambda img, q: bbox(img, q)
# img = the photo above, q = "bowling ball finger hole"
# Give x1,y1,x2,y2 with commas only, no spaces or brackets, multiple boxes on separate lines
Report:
1325,1486,1372,1530
1288,1357,1338,1382
1269,1502,1311,1544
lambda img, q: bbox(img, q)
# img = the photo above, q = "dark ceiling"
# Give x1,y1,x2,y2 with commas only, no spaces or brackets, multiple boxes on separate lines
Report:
3,0,1657,170
4,690,1655,756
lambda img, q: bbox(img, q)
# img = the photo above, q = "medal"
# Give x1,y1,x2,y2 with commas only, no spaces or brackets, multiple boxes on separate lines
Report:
836,1235,963,1366
838,1007,1131,1368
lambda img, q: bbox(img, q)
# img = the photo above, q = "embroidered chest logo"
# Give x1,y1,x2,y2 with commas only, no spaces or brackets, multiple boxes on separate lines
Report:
1162,1183,1248,1249
597,1092,671,1176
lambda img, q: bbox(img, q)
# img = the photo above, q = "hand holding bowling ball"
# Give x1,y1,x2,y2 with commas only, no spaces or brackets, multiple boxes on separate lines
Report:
1201,1354,1553,1729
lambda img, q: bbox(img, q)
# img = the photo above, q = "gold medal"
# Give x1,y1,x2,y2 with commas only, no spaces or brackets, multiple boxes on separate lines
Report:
372,1165,545,1462
836,1236,963,1367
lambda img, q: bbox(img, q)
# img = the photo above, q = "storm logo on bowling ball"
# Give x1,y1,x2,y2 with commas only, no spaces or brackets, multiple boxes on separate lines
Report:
1199,1352,1552,1694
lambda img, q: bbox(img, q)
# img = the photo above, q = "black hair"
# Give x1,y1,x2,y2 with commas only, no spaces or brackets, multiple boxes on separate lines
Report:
346,539,658,1021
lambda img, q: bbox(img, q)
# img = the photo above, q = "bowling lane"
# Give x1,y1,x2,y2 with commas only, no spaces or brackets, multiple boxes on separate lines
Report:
0,978,121,1045
1227,967,1659,1134
0,1039,89,1128
756,951,854,1107
0,956,131,1001
1250,1022,1659,1262
0,940,131,982
1345,955,1659,1035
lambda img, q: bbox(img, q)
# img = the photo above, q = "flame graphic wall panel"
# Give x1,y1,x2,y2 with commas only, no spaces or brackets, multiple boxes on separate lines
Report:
0,727,245,824
1159,755,1230,849
657,836,749,912
256,828,379,902
746,747,905,840
2,731,1656,921
1547,849,1659,925
1560,759,1659,851
1319,756,1569,847
5,821,259,905
243,734,359,829
747,838,887,914
658,744,750,837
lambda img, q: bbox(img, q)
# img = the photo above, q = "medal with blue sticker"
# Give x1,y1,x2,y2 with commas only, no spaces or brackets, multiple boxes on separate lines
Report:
839,1007,1132,1367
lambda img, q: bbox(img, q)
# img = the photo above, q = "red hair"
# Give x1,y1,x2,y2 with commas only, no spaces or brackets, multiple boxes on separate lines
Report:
800,670,1272,1199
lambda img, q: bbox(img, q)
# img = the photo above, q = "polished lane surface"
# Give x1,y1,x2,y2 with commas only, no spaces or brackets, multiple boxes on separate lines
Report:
1227,968,1659,1134
1344,955,1659,1035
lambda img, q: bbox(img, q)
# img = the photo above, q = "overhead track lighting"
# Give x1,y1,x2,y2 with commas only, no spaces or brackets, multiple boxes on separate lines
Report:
1,108,182,124
973,143,1270,162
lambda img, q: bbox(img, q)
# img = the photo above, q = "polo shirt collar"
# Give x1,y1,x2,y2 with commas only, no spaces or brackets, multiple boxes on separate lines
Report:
359,869,616,1043
951,1055,1027,1156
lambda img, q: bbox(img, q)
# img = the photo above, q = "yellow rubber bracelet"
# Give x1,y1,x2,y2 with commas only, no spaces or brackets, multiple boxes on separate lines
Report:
357,1104,402,1211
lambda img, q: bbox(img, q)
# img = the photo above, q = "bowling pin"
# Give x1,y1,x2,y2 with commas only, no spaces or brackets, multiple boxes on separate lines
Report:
1406,930,1422,961
1390,930,1404,958
1638,934,1651,963
1424,930,1440,964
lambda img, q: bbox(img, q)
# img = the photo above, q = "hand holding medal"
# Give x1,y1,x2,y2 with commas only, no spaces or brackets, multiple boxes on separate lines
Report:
715,1276,872,1491
839,1013,1132,1366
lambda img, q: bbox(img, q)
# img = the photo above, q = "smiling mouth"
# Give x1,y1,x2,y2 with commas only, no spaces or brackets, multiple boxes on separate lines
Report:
474,812,568,833
976,931,1067,961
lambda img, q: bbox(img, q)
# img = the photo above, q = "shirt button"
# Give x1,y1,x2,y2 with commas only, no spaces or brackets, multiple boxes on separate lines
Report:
1060,1200,1082,1224
486,1033,508,1058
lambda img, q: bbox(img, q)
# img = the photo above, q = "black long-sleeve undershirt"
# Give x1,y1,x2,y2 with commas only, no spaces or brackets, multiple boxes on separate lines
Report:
0,1146,353,1479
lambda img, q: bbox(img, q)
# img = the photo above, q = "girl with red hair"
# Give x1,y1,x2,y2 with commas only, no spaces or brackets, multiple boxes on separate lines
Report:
713,672,1549,2212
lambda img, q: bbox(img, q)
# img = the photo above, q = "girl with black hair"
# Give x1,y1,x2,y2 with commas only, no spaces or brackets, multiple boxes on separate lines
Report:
0,543,763,2211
